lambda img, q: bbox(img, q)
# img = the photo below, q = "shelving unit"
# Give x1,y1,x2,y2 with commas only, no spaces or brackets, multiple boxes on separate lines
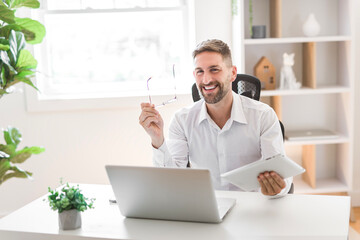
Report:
232,0,354,194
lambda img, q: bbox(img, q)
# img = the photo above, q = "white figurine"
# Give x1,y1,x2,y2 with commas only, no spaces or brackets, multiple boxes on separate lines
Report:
279,53,301,90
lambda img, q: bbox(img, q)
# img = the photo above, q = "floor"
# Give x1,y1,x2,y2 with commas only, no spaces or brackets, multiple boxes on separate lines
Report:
351,207,360,234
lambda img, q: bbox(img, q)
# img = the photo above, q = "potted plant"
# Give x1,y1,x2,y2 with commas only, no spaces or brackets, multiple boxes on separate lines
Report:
46,182,95,230
0,126,45,184
0,0,46,98
0,1,46,184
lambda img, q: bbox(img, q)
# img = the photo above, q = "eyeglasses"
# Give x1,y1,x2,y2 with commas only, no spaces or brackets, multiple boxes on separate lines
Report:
146,64,177,107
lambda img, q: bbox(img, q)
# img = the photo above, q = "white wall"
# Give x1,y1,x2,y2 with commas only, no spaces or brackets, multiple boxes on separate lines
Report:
352,0,360,206
0,0,232,216
1,0,359,217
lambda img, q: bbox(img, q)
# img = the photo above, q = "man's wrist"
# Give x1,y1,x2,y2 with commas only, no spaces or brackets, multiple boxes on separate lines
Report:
151,137,164,149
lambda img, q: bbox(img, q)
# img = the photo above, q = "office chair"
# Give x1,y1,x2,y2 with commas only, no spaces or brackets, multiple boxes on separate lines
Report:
232,74,286,141
232,74,261,101
191,74,294,193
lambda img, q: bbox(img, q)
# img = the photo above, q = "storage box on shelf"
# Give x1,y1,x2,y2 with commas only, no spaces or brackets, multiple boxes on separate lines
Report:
232,0,354,194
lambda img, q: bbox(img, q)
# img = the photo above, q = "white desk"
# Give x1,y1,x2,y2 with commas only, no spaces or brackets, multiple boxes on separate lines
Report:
0,184,350,240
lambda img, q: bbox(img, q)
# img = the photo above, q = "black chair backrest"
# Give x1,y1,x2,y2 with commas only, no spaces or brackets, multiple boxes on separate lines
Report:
232,74,261,101
191,83,201,102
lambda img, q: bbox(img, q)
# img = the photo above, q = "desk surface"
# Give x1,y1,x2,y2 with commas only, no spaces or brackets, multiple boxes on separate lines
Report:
0,184,350,240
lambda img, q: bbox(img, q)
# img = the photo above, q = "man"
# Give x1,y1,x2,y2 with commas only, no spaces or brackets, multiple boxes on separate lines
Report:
139,39,292,197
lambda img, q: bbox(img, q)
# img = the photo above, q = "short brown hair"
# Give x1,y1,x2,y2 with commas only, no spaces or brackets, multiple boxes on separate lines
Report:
192,39,233,67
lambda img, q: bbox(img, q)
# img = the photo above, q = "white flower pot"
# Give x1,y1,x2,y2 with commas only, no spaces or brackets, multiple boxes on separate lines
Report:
58,209,81,230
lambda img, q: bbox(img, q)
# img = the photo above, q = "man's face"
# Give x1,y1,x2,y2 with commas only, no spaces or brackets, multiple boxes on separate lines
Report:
193,51,236,104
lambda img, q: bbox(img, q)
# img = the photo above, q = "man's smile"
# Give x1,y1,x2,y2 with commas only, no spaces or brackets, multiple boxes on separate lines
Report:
202,84,218,93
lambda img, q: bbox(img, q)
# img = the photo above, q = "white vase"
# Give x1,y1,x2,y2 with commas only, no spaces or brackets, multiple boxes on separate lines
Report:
302,13,320,37
58,209,82,230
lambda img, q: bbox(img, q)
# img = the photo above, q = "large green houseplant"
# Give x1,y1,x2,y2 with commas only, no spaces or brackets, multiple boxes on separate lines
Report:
0,0,46,184
0,0,46,98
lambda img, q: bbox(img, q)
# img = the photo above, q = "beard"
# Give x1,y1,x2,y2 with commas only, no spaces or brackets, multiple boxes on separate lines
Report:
199,76,232,104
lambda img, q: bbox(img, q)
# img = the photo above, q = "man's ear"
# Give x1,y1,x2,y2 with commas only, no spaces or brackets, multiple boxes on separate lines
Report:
231,65,237,82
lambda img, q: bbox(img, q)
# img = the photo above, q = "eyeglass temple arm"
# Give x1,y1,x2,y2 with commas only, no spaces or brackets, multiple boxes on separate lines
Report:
147,77,152,104
172,64,177,97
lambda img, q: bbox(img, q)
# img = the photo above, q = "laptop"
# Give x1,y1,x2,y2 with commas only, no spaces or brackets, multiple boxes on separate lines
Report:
105,165,236,223
285,129,338,141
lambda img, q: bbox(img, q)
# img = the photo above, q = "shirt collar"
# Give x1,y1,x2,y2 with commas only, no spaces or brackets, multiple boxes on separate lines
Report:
231,91,248,124
198,100,208,125
197,91,248,125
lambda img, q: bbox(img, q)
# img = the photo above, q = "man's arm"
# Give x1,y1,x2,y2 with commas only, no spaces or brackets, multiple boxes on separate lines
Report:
258,108,292,196
139,103,189,168
139,103,165,148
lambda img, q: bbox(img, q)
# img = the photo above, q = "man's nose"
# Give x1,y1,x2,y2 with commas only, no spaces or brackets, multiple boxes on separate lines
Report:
202,72,212,84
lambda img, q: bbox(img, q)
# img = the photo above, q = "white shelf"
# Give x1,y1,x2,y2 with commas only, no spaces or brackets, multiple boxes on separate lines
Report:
260,86,350,97
293,177,349,194
244,35,352,45
233,0,354,195
285,135,349,146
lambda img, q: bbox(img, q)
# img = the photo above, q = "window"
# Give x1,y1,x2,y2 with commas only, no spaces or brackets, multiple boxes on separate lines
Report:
32,0,195,101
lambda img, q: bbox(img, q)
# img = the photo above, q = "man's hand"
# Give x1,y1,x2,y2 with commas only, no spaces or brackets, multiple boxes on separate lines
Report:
139,103,165,148
257,171,286,196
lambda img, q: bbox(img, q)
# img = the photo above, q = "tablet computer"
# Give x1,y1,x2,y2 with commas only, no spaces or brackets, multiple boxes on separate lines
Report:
221,154,305,191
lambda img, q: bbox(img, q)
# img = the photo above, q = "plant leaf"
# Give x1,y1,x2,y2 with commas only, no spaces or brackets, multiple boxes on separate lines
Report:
0,151,10,158
3,126,22,147
0,37,10,50
0,50,17,73
0,164,33,184
0,143,16,156
0,24,22,39
0,63,5,87
8,0,40,9
14,74,38,91
0,159,11,178
15,49,37,69
23,146,45,154
9,151,31,163
15,69,35,77
8,30,26,65
0,43,10,51
10,49,37,88
14,17,46,44
11,146,45,163
0,2,16,24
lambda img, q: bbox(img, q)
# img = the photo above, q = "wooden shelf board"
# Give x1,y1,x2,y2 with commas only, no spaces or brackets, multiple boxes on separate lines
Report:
293,177,349,194
244,35,351,45
260,86,350,97
284,135,349,146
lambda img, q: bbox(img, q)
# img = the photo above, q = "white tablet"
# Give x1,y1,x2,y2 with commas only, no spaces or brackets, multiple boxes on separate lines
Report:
221,154,305,191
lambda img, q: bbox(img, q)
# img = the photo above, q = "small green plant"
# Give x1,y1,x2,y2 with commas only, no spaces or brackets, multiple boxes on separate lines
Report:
0,126,45,185
46,182,95,213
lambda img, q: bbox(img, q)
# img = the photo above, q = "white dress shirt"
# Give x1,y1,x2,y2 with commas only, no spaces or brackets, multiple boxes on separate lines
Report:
153,91,292,197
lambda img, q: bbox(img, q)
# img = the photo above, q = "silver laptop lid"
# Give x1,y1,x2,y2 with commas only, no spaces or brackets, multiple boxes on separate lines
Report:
105,165,223,223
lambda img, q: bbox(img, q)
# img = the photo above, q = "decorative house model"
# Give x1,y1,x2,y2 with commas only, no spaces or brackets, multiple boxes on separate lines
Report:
254,56,276,90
